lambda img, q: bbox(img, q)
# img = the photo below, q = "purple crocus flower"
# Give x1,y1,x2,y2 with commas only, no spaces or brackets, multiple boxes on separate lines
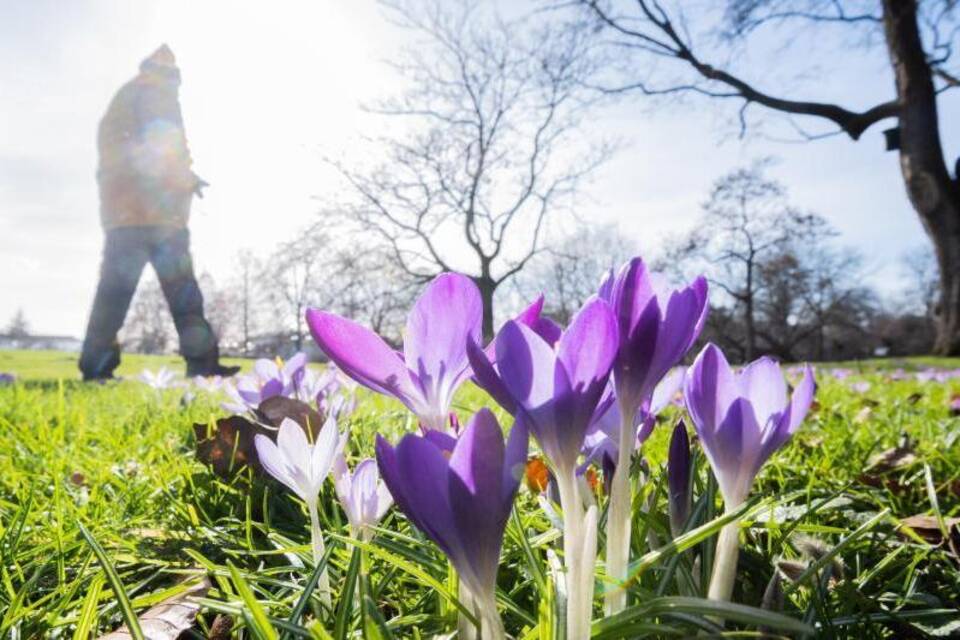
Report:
376,409,527,634
599,258,707,613
307,273,482,431
684,344,815,507
684,343,815,603
467,297,616,637
223,353,309,413
599,258,707,428
0,372,17,386
667,420,691,537
468,297,618,472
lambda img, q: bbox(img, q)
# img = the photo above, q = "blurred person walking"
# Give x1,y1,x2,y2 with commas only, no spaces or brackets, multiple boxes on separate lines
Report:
80,45,238,381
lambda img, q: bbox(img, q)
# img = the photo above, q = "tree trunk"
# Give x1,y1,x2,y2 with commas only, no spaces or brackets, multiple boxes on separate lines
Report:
883,0,960,355
477,277,497,342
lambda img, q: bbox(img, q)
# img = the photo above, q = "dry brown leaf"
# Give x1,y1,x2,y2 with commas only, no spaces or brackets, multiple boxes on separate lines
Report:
193,416,270,478
897,514,960,547
257,396,325,438
865,434,918,474
99,578,210,639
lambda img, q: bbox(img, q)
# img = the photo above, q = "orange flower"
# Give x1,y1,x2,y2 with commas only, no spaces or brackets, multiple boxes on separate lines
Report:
525,457,549,493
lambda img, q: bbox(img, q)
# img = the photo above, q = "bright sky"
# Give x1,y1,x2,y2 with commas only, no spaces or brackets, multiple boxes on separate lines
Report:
1,1,957,337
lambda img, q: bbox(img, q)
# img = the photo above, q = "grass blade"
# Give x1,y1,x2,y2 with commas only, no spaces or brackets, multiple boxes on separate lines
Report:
76,521,144,640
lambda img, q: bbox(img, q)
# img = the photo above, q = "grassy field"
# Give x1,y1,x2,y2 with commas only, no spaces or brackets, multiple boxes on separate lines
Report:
0,349,251,381
1,349,959,637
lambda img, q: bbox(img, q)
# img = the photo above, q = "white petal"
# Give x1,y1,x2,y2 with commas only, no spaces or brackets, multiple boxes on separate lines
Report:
309,414,340,489
277,418,310,475
255,434,306,500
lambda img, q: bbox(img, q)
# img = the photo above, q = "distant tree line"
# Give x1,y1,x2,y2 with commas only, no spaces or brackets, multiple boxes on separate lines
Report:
109,159,937,364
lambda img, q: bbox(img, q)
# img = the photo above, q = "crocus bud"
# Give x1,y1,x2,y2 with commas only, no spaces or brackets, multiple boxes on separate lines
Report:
668,420,691,537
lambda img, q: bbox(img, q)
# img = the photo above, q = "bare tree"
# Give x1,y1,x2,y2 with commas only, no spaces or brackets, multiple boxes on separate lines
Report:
662,161,823,360
5,309,30,338
756,244,876,360
230,249,263,357
575,0,960,354
901,244,940,318
263,226,329,352
514,223,635,324
327,245,419,344
120,273,175,354
329,0,611,338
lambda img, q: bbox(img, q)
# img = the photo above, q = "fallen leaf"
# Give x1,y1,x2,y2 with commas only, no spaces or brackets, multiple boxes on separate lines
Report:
193,416,270,478
865,434,918,473
897,514,960,547
69,471,86,486
257,396,325,439
853,407,873,424
99,577,210,639
208,614,234,640
906,392,924,405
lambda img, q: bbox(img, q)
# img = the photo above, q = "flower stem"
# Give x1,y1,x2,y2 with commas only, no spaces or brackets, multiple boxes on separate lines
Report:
708,518,741,602
604,408,635,614
308,499,331,609
556,468,589,639
458,581,477,640
478,593,506,640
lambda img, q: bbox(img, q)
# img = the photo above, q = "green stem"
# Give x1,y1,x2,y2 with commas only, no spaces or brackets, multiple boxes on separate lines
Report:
604,408,635,614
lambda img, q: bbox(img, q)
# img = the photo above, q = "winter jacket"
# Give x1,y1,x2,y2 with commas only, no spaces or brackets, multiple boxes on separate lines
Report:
97,59,197,229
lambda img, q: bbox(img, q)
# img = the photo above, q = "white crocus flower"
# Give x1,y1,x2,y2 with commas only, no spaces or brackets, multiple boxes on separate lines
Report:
139,367,178,390
254,416,340,607
332,456,392,541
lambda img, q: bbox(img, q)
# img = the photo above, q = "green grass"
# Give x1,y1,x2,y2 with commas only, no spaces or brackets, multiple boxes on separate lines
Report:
1,350,959,637
0,349,250,381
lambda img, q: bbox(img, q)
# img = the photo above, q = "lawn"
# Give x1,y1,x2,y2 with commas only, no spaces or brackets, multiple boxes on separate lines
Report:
1,349,959,637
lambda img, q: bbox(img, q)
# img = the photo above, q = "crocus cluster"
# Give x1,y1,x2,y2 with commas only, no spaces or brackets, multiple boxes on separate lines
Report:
0,372,16,386
270,260,818,635
222,353,355,421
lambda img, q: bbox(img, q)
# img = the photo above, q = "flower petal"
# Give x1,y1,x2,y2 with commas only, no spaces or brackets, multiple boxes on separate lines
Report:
255,433,306,501
737,356,787,428
466,337,517,414
403,272,482,402
684,343,737,438
306,309,419,403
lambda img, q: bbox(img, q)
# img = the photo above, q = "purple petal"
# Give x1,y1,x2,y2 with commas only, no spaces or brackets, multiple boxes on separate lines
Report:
466,337,517,414
556,297,618,394
495,321,558,410
706,397,762,505
684,343,737,438
650,367,685,415
307,309,419,404
737,356,787,428
395,434,469,571
501,417,529,511
403,272,482,403
255,434,304,501
762,364,816,458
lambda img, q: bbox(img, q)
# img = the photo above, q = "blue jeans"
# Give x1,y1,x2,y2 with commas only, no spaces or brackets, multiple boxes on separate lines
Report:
79,226,218,378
